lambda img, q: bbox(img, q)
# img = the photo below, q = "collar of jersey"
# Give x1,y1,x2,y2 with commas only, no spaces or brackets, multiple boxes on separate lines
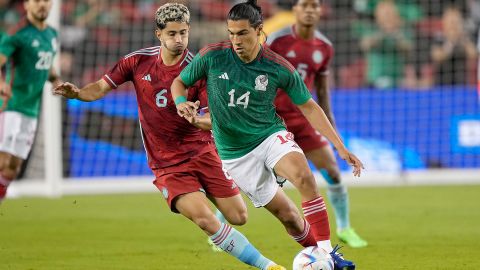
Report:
231,44,264,66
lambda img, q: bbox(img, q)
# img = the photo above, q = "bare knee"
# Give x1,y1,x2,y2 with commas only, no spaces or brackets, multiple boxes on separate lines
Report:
191,214,217,232
292,170,317,193
225,209,248,226
0,155,22,179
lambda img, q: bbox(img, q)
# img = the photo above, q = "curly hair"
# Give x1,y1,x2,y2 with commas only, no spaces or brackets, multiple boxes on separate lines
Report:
155,3,190,30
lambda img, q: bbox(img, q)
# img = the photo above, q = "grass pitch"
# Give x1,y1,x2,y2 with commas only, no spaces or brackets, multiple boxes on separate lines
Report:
1,185,479,270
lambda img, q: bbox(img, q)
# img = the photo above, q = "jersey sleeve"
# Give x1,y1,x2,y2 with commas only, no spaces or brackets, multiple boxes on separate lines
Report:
280,69,312,105
103,56,136,89
0,33,19,58
187,79,208,107
180,53,207,87
317,45,334,76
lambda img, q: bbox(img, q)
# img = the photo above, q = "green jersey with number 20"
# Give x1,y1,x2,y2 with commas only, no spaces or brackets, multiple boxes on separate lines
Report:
0,20,58,118
180,42,312,160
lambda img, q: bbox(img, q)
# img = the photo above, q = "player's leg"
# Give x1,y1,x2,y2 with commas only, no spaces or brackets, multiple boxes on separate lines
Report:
0,152,23,202
174,192,283,270
0,112,34,202
154,156,284,270
270,131,355,269
205,161,248,226
273,150,333,250
195,151,249,251
208,195,247,252
306,146,367,248
263,187,316,247
210,195,247,225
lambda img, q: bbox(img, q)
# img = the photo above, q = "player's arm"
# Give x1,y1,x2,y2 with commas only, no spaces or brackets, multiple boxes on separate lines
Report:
283,68,363,176
0,53,11,111
297,99,363,176
48,66,62,88
53,79,112,101
171,76,199,117
314,73,336,130
172,53,208,118
0,32,19,111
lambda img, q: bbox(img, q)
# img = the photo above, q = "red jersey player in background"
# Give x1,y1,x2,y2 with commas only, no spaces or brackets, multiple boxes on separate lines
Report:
53,3,285,270
266,0,367,248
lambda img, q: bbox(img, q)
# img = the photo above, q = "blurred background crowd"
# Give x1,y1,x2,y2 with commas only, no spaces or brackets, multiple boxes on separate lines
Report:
2,0,479,91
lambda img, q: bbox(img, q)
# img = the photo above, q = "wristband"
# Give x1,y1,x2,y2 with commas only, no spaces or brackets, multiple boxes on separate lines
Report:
174,96,187,105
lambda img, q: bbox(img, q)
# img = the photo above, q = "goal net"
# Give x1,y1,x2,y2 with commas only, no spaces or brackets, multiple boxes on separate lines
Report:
5,0,480,197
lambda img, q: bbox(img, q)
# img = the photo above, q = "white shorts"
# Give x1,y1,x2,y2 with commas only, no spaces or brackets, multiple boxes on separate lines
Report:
0,111,38,159
221,130,304,207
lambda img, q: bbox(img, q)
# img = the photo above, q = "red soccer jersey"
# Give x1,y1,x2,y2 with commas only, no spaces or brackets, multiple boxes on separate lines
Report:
103,46,214,169
267,25,333,118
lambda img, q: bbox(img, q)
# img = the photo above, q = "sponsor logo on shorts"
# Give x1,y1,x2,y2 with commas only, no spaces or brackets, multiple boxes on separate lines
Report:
162,187,169,199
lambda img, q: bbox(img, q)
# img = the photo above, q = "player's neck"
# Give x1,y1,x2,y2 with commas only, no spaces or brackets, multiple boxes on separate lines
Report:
161,50,183,66
295,24,315,40
239,44,261,63
27,14,48,30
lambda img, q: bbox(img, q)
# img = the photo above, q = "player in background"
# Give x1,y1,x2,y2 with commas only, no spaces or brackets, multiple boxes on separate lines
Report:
266,0,367,248
53,4,285,270
0,0,61,202
172,1,363,269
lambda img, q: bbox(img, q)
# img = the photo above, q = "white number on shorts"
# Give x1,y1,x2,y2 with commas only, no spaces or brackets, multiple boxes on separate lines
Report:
228,89,250,109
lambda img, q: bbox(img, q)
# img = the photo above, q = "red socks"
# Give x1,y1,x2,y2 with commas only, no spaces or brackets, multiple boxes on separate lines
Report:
289,218,317,247
302,196,331,241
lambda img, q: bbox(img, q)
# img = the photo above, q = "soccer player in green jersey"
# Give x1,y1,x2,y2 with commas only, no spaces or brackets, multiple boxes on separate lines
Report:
0,0,61,202
172,0,362,269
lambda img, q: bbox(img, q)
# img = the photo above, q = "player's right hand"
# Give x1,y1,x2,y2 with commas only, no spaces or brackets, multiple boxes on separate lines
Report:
338,149,364,177
0,80,12,111
176,100,199,118
52,82,80,99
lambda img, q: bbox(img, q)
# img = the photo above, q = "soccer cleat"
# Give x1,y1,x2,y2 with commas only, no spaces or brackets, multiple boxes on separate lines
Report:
266,265,286,270
330,245,355,270
207,237,223,252
337,228,368,248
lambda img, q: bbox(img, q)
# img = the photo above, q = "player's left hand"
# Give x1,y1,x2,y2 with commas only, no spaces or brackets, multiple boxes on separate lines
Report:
338,149,364,177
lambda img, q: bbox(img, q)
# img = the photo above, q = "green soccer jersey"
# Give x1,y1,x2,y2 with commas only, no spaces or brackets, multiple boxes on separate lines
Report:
0,19,58,118
180,42,312,159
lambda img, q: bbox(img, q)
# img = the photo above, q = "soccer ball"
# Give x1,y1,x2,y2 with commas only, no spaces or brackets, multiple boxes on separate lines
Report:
292,246,334,270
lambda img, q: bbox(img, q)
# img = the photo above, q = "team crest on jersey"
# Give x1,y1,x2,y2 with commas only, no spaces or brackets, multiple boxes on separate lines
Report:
313,50,323,64
162,187,169,199
32,39,40,47
254,75,268,91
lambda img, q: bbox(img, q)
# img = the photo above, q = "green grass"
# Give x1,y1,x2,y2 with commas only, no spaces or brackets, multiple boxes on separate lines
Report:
1,185,480,270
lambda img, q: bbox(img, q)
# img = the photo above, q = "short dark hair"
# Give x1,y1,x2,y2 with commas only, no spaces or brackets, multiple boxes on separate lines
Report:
227,0,263,28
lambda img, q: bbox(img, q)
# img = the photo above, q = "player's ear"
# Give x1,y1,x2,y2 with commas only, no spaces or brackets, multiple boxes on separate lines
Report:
256,24,263,36
155,29,162,41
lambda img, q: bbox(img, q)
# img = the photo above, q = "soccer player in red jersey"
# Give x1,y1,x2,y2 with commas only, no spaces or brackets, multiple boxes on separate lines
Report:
53,3,284,270
266,0,367,248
